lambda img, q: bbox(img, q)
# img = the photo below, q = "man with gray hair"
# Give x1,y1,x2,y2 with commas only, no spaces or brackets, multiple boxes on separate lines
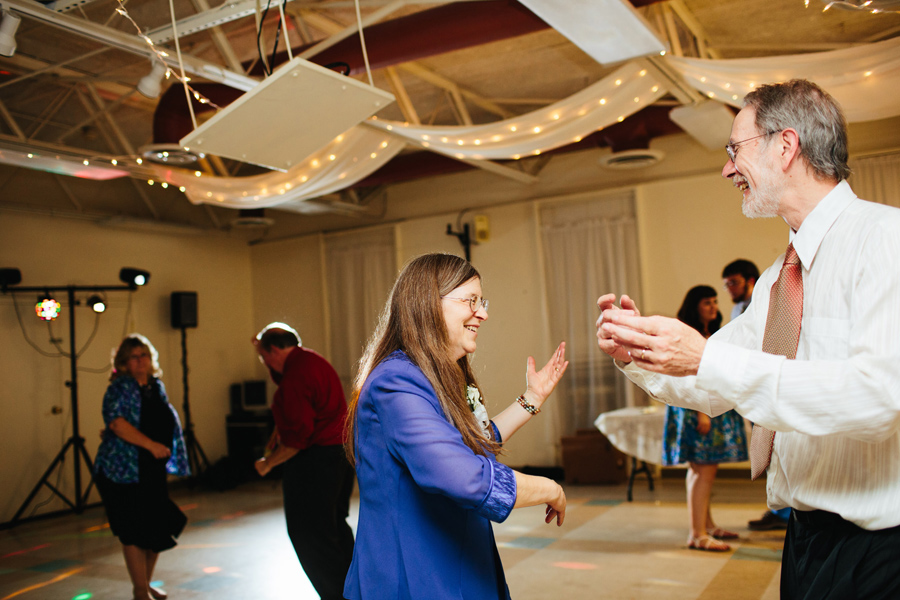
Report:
596,80,900,597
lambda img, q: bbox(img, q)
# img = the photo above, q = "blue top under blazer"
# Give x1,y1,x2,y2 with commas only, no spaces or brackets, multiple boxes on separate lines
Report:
344,350,518,600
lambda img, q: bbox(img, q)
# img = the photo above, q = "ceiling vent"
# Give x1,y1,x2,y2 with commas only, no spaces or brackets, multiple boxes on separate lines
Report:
230,208,274,228
598,148,664,170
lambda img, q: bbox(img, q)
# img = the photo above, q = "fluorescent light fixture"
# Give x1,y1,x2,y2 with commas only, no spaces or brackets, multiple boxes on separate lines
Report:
517,0,667,65
180,57,395,172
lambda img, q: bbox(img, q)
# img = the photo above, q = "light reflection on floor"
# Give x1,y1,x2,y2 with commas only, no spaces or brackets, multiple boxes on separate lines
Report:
0,478,783,600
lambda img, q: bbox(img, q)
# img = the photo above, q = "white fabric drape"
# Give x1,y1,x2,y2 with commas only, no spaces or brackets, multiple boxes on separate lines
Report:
539,192,642,437
324,226,397,390
156,59,668,209
365,59,668,160
156,126,406,209
849,152,900,208
666,37,900,123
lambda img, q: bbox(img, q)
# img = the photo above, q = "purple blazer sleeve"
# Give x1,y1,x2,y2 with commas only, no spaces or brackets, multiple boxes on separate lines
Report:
371,357,516,522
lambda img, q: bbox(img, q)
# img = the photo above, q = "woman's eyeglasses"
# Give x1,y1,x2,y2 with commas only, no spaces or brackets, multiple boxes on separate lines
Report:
442,296,489,312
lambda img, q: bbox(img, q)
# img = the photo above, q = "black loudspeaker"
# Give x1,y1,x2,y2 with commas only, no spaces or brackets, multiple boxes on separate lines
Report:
171,291,198,329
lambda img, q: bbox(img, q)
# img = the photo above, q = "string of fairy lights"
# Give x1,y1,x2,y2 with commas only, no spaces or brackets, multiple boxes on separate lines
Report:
809,0,900,13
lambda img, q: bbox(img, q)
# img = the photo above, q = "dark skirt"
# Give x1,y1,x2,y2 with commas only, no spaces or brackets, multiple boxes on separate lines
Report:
96,378,186,552
95,471,187,552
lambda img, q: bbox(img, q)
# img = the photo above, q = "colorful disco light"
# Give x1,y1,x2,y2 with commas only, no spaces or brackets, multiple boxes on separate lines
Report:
35,298,61,321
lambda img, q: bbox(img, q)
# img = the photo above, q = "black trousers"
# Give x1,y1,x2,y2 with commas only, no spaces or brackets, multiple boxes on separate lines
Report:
282,444,355,600
781,509,900,600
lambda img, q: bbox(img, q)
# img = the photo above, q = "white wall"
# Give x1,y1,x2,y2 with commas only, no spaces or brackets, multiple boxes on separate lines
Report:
0,212,256,524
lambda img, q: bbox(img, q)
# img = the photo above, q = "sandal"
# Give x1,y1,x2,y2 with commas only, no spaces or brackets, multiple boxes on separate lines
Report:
687,535,731,552
149,587,168,600
707,527,739,540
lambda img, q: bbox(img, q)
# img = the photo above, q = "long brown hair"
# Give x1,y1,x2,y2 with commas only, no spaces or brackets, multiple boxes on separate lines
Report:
345,253,500,463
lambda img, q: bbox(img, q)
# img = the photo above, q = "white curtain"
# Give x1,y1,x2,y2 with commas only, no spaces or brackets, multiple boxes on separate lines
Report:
849,152,900,209
324,226,397,391
539,191,642,437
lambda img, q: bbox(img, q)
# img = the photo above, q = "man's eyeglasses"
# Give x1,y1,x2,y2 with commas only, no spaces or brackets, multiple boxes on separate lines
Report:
442,296,489,312
725,130,779,163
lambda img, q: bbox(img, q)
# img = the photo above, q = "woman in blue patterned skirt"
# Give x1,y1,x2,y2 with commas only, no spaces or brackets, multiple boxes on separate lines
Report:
662,285,748,552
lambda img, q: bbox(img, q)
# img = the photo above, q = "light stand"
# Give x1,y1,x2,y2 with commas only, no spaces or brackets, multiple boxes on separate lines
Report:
0,271,147,529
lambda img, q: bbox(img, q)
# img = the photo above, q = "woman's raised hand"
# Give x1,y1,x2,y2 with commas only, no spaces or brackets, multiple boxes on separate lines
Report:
525,342,569,407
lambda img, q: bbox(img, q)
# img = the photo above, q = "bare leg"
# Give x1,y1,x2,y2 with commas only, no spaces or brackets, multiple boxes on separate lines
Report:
145,551,167,600
687,462,718,539
122,544,152,600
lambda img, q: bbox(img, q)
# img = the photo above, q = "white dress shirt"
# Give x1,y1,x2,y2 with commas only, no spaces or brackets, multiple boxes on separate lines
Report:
622,181,900,530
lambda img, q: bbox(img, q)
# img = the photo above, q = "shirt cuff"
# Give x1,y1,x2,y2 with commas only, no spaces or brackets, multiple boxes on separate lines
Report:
490,421,503,444
616,360,666,400
696,339,753,416
478,461,516,523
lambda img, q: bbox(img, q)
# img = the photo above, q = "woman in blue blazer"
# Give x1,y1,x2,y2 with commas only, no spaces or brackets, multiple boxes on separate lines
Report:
344,253,569,600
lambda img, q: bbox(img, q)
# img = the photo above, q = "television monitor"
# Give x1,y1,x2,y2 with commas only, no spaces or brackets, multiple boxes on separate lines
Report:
230,380,269,413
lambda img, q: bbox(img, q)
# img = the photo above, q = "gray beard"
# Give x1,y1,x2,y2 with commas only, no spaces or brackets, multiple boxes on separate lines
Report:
741,155,781,218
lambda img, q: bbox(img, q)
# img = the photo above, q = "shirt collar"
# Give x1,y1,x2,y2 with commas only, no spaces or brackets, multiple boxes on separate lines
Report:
789,180,855,269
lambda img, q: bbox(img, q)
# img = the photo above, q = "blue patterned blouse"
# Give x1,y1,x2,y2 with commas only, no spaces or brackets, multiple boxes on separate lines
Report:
93,376,190,483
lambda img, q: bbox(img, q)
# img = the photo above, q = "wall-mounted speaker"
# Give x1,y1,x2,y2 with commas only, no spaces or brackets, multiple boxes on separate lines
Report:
171,291,198,329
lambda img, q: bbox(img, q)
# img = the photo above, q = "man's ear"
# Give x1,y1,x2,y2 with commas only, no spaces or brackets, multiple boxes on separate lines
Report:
778,128,802,171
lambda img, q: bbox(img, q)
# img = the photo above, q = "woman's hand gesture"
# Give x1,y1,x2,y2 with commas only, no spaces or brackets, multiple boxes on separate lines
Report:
524,342,569,408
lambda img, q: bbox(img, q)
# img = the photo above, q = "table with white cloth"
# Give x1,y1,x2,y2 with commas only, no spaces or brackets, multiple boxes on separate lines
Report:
594,405,666,501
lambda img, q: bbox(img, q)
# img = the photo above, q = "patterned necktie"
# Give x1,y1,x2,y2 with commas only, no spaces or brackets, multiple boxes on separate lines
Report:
750,243,803,481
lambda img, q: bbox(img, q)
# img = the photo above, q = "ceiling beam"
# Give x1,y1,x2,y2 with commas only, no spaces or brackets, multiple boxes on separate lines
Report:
296,0,406,61
190,0,246,74
0,47,109,91
398,63,509,119
0,100,26,140
383,67,421,125
74,87,123,155
3,0,259,92
145,0,488,44
27,87,75,140
667,0,722,59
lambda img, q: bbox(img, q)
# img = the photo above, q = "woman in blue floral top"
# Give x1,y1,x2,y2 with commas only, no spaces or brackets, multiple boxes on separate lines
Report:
94,334,190,600
662,286,748,552
343,253,569,600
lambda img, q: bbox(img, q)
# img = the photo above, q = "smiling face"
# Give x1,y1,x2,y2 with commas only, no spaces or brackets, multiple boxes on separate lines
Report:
697,296,719,327
441,277,488,361
723,107,782,219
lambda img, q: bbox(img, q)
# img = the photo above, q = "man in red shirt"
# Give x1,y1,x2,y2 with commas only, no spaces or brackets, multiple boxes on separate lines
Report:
253,322,354,600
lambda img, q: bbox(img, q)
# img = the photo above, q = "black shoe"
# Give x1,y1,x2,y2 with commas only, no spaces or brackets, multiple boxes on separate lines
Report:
748,511,788,531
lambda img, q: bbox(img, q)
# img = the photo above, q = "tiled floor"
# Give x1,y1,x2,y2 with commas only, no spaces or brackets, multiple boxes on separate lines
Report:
0,475,784,600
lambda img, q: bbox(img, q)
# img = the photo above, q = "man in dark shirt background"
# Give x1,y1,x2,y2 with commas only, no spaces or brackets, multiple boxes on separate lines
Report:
253,322,354,600
721,259,759,322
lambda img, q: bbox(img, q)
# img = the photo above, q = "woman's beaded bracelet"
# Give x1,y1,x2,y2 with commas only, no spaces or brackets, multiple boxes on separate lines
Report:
516,394,540,415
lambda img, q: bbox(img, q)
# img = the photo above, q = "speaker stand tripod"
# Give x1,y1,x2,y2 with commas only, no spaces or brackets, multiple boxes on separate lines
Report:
179,326,209,482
